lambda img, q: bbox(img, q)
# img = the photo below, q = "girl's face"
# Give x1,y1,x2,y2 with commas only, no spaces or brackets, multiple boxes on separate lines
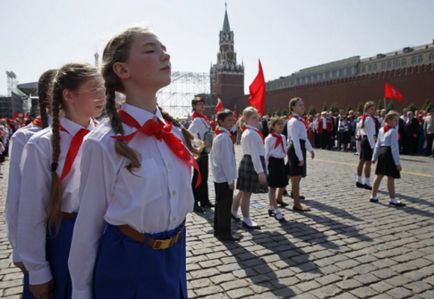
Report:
193,102,205,114
292,100,305,115
387,116,399,128
70,76,106,119
246,111,259,127
366,105,375,115
125,32,171,91
272,121,284,134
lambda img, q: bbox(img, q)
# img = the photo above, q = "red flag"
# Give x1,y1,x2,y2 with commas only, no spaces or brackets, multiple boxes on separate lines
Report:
249,60,265,115
215,98,223,112
384,83,403,101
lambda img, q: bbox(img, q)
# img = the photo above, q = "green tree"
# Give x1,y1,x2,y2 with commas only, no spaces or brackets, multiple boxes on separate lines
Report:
267,109,272,117
386,100,395,112
356,102,364,114
407,103,418,113
282,109,288,116
376,99,384,111
421,99,431,111
322,103,328,111
276,109,282,116
345,104,352,115
307,106,317,115
331,102,339,114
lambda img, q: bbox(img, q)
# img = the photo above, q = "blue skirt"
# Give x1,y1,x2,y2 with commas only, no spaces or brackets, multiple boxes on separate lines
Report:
93,223,187,299
22,215,76,299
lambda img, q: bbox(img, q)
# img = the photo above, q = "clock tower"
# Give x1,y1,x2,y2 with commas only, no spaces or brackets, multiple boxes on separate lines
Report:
210,5,244,107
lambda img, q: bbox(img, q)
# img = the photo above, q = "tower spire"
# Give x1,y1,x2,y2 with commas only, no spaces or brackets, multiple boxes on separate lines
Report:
222,3,230,32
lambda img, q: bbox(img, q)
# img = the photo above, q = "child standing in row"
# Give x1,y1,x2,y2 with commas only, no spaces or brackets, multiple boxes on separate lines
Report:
18,63,104,299
371,111,406,207
68,27,201,299
265,117,288,223
211,109,240,241
287,97,314,212
232,107,267,230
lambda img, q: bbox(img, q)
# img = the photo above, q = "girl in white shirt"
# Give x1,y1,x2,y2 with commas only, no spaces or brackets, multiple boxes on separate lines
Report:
264,117,288,223
356,101,376,190
68,27,201,299
287,97,314,212
232,107,267,230
17,63,104,299
371,111,405,207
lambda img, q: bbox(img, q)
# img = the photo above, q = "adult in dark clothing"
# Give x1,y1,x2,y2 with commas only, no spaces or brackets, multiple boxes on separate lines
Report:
404,111,419,155
398,117,406,154
261,116,270,138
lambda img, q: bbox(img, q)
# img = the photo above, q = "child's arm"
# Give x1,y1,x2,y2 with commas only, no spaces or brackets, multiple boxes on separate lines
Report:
390,129,401,167
372,132,382,163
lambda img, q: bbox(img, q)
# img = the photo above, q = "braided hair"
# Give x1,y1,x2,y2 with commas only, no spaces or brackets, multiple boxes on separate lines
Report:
37,69,58,128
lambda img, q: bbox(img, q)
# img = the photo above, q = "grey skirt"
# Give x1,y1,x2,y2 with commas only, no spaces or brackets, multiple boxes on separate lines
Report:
236,155,268,193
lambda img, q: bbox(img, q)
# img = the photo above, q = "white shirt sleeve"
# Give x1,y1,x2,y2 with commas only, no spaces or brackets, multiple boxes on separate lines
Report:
390,130,400,166
366,118,376,149
247,133,264,174
372,134,382,162
17,142,52,285
220,135,237,185
264,136,273,172
188,118,207,140
305,136,314,153
68,140,115,299
290,121,304,161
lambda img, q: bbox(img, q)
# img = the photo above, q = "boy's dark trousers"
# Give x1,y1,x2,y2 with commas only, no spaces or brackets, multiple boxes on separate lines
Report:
192,150,209,206
214,182,234,238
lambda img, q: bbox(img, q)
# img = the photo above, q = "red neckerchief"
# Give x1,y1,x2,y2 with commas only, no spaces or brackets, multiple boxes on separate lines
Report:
289,115,309,131
192,111,210,126
361,113,376,129
383,124,401,141
242,126,264,143
112,109,201,187
32,117,43,127
271,133,285,154
58,125,90,184
215,127,234,154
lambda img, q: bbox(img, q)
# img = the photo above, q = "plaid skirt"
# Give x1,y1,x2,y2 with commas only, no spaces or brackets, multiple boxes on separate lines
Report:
236,155,268,193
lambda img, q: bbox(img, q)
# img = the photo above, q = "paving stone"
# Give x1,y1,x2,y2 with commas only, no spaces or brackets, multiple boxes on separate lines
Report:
349,286,379,298
335,279,363,291
386,287,414,299
309,285,342,299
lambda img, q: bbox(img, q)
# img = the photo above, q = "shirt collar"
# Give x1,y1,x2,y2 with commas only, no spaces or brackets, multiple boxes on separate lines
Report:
292,113,299,117
60,117,95,136
121,103,167,127
246,124,257,130
47,114,53,126
217,126,230,134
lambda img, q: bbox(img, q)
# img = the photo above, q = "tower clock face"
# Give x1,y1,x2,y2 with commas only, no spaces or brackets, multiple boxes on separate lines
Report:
225,49,235,62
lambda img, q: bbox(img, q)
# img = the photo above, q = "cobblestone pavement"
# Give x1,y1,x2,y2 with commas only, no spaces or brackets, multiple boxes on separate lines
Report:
1,147,434,298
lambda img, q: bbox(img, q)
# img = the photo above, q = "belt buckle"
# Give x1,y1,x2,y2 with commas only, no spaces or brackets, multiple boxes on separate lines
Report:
153,238,171,250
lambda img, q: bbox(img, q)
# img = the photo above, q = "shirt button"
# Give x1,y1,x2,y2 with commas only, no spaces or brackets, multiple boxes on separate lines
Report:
159,139,163,142
168,164,173,169
172,190,176,196
172,217,177,222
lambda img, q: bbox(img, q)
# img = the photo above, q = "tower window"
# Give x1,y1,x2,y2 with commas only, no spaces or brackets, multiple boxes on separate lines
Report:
411,56,417,64
429,52,434,62
402,58,407,66
418,55,423,63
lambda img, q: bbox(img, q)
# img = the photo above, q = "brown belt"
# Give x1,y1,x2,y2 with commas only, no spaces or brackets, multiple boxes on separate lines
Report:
118,221,185,250
62,212,76,219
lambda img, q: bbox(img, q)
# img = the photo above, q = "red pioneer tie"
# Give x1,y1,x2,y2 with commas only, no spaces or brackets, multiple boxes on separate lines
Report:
215,128,234,154
58,126,90,184
242,126,264,143
112,109,202,187
271,133,285,154
383,124,401,141
32,117,43,127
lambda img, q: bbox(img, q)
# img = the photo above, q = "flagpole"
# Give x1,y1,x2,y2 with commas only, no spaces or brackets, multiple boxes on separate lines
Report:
384,97,387,111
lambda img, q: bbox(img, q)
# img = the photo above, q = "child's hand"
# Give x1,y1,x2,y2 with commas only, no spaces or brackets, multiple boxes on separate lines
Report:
298,160,305,167
258,172,267,184
311,151,315,160
372,160,376,164
397,165,402,171
229,183,234,190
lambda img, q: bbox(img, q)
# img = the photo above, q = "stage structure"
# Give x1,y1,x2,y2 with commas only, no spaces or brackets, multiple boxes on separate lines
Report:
157,71,212,120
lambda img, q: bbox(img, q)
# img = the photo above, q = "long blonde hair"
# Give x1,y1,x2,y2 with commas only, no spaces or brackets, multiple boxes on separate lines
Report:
239,107,258,130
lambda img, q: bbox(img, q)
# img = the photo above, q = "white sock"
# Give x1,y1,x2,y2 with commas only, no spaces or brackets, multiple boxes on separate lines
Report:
299,193,304,197
365,178,371,185
243,217,258,227
370,196,377,200
269,205,275,211
231,210,238,218
357,176,362,183
390,198,400,204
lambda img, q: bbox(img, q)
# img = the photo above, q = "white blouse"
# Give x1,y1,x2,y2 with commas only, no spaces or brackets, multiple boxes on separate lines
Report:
5,116,52,263
372,127,401,165
188,116,209,140
68,103,194,299
359,115,376,149
287,113,314,162
17,117,95,285
241,124,266,174
210,127,237,184
264,133,287,170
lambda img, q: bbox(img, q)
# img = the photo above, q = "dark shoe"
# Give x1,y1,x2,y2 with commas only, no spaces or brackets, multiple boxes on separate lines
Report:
293,206,311,212
370,197,379,203
231,213,241,222
283,190,290,197
194,204,204,213
356,182,364,188
277,200,289,207
275,216,288,223
268,209,275,217
218,234,241,241
242,221,261,230
389,202,406,207
290,192,305,200
364,184,373,190
201,201,215,208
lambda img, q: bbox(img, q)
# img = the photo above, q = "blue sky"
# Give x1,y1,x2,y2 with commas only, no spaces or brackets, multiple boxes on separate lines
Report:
1,0,433,96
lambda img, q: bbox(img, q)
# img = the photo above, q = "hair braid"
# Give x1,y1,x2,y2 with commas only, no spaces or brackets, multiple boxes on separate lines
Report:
38,69,57,129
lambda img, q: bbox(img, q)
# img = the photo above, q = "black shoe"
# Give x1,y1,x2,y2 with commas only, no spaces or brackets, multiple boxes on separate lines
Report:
242,221,261,230
389,202,406,207
283,190,290,197
268,209,275,217
290,191,305,200
194,204,204,213
275,216,288,223
231,214,241,222
293,206,311,212
201,201,215,208
370,197,379,203
277,200,289,207
356,182,364,188
364,184,373,190
218,234,241,241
